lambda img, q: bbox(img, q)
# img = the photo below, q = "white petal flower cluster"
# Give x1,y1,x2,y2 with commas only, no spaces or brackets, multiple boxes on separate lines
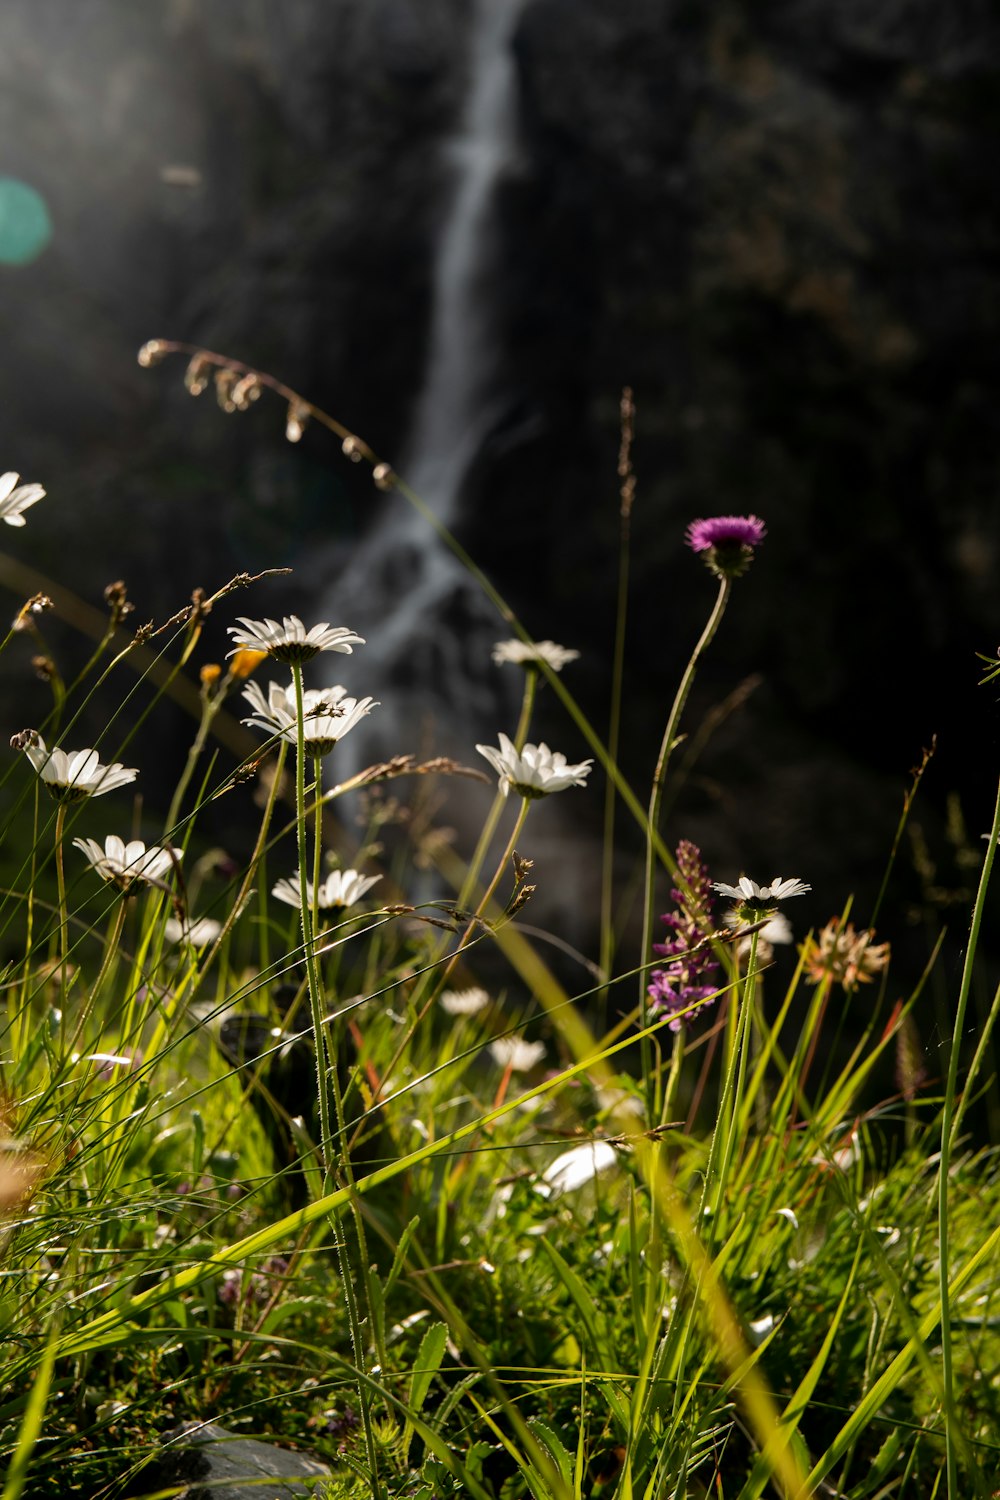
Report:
439,986,490,1017
489,1035,546,1072
22,736,139,803
0,472,45,528
536,1140,619,1199
272,869,382,911
491,639,579,672
242,679,346,730
713,875,811,904
228,615,364,664
164,916,223,947
74,835,179,890
476,734,592,799
242,679,376,754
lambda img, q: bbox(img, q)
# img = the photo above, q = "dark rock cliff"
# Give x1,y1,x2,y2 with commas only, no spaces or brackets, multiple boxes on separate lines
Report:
0,0,998,931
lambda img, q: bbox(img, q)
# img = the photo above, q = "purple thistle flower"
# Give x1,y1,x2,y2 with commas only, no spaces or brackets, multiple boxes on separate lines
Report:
685,515,766,578
647,840,719,1030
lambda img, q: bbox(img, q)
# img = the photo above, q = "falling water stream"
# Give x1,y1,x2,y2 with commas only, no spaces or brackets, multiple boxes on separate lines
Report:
322,0,529,762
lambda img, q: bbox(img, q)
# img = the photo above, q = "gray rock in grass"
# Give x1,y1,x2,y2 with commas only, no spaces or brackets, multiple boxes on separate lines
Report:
156,1421,331,1499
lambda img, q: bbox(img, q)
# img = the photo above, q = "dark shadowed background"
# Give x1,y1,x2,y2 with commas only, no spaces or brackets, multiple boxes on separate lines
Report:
1,0,999,1000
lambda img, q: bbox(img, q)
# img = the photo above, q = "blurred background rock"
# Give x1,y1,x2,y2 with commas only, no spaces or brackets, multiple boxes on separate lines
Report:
0,0,998,966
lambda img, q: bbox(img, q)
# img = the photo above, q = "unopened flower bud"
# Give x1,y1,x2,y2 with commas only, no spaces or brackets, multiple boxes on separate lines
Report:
184,354,211,396
373,463,395,491
231,373,262,410
12,593,53,631
285,400,310,443
103,579,134,625
137,339,169,368
215,368,240,412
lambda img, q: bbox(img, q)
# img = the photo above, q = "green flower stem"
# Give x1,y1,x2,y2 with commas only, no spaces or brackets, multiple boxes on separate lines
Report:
291,664,333,1174
938,769,1000,1498
307,729,384,1495
65,898,127,1060
366,796,532,1119
437,794,531,996
700,929,759,1227
312,753,324,935
457,669,536,913
198,739,289,980
53,803,69,1021
600,491,633,1024
639,576,732,1116
164,677,226,834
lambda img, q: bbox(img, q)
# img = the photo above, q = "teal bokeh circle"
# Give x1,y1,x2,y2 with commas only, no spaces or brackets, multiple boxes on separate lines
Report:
0,178,52,266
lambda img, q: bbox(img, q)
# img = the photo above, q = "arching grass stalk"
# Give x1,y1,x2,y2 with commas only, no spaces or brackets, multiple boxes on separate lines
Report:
938,768,1000,1498
639,575,732,1118
137,345,676,873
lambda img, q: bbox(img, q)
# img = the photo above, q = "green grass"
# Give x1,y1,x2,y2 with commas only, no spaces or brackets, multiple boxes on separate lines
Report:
0,349,997,1499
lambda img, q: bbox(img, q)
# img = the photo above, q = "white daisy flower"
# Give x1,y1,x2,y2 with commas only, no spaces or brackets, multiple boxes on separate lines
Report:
724,909,794,963
488,1035,546,1072
492,639,579,672
242,679,347,731
21,735,139,803
713,875,811,909
758,912,794,944
536,1140,619,1199
164,916,223,947
272,868,382,911
227,615,365,665
242,679,376,754
439,986,490,1017
0,471,45,528
73,835,179,891
475,734,592,799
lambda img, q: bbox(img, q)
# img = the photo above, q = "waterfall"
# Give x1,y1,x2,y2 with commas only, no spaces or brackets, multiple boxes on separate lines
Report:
403,0,528,530
322,0,528,763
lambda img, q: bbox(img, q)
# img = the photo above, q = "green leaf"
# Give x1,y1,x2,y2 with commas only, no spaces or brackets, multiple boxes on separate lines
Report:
528,1420,573,1486
403,1320,449,1461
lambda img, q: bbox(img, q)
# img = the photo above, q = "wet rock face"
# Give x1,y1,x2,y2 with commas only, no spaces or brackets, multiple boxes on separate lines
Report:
481,0,1000,875
0,0,997,896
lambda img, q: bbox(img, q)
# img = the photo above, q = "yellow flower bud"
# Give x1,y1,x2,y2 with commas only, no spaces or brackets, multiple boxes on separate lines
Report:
200,663,223,687
228,648,269,680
